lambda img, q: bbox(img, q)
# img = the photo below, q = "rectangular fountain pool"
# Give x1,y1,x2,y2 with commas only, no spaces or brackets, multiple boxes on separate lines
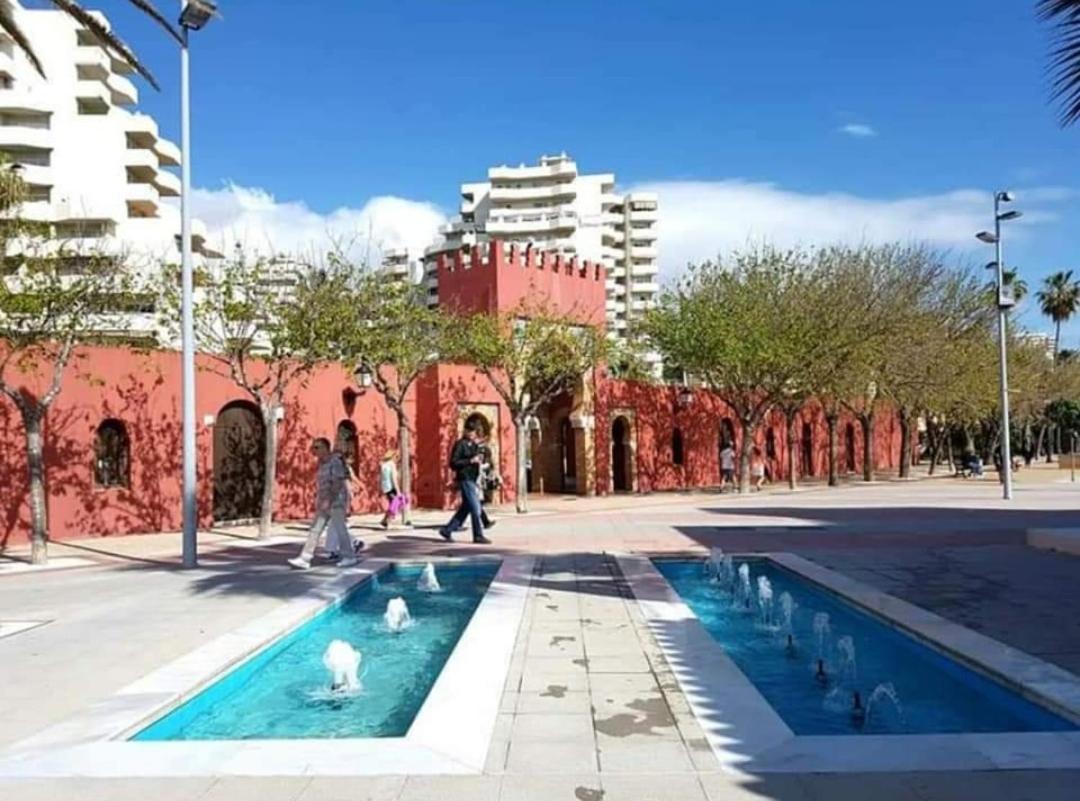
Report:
655,558,1077,736
135,561,499,741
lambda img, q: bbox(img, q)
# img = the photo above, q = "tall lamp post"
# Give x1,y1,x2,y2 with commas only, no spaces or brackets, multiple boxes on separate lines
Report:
976,191,1022,501
179,1,217,568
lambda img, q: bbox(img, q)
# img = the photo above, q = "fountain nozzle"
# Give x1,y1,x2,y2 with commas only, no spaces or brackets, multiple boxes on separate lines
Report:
815,658,828,686
851,690,866,728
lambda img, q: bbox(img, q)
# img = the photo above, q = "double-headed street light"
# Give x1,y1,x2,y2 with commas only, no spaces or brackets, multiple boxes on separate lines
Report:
975,191,1022,501
180,1,217,568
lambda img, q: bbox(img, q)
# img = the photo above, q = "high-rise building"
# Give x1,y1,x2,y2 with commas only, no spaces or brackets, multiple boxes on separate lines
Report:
423,153,660,365
0,2,220,343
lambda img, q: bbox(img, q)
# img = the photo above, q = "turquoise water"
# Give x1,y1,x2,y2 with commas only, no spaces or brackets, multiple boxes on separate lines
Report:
656,559,1076,736
135,562,498,740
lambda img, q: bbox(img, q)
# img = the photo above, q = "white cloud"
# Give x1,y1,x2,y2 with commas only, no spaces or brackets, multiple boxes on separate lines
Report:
839,123,877,138
627,179,1067,277
187,183,447,265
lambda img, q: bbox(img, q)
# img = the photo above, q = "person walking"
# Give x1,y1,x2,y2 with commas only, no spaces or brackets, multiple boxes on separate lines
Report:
379,449,406,528
750,446,766,491
289,437,358,570
328,445,361,559
438,420,491,544
719,441,736,492
450,439,497,533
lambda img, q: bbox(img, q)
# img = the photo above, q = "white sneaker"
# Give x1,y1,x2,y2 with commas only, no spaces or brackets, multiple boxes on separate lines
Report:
338,557,359,568
288,557,311,570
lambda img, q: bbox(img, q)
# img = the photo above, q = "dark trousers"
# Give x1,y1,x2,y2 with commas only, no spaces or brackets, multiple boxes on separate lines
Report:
445,478,484,541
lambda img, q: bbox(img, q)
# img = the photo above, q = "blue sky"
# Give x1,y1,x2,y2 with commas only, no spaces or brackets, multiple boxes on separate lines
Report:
100,0,1080,342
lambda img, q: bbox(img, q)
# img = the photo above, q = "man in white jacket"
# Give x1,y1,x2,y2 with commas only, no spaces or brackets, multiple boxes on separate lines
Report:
289,438,358,569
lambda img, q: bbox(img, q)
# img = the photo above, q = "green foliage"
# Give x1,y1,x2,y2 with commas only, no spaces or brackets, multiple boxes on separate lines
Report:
1037,269,1080,358
456,302,608,421
1046,398,1080,437
158,255,347,406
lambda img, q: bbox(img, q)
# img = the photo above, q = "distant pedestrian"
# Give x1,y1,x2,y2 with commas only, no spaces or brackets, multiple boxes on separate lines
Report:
750,446,766,491
330,445,362,556
379,449,407,528
289,438,358,570
439,420,491,544
720,442,736,492
451,439,497,532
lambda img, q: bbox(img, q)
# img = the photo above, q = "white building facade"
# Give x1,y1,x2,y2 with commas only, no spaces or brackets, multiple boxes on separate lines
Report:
0,2,218,343
424,153,660,365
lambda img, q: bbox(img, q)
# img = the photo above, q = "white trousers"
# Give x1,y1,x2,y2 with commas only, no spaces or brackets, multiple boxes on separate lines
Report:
298,507,352,563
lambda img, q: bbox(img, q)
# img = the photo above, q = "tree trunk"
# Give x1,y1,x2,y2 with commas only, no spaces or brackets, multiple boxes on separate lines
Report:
398,414,413,525
24,408,49,565
861,411,875,482
258,404,278,539
927,422,941,476
945,426,955,473
785,409,797,490
1037,422,1051,463
826,412,838,487
898,408,911,479
515,419,529,513
738,417,756,494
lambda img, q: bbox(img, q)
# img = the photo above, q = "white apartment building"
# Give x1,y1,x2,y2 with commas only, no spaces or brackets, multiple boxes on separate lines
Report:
423,153,660,365
0,2,219,344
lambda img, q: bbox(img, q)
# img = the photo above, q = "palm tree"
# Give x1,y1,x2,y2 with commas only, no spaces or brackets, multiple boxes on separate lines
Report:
1039,0,1080,125
0,0,183,90
1037,270,1080,360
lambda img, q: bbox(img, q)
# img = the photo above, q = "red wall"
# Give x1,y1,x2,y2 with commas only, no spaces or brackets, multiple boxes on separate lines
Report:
1,347,907,548
436,241,607,326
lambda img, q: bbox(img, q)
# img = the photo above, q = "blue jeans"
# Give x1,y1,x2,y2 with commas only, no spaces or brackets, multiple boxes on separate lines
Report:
445,479,484,540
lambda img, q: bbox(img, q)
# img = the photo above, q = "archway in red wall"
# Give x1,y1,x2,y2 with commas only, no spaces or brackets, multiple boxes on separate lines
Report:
213,400,265,522
801,421,814,477
612,416,632,492
845,423,857,473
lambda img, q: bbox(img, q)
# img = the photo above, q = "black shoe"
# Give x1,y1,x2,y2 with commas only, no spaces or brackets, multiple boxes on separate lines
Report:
352,539,365,552
327,552,341,561
473,535,492,544
483,520,496,530
439,528,452,542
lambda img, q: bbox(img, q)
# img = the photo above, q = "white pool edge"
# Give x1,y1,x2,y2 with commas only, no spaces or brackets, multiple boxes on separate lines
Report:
616,553,1080,775
0,555,533,778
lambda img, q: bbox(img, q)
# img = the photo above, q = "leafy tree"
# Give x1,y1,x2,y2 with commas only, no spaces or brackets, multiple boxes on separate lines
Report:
1036,270,1080,361
456,303,607,513
337,273,449,524
0,168,136,564
160,254,350,537
0,0,183,88
1039,0,1080,125
645,247,831,492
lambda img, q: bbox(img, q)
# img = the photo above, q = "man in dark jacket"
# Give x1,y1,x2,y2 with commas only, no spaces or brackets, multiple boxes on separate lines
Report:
439,420,492,543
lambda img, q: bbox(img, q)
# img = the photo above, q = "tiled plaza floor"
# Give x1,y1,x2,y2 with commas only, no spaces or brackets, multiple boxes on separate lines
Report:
1,479,1078,799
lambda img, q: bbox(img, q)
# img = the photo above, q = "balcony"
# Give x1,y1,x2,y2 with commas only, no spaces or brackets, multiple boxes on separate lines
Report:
75,46,110,80
0,89,52,114
153,169,181,197
126,113,159,147
489,161,577,182
489,182,576,202
629,226,658,242
126,182,159,217
15,163,51,187
75,81,110,114
0,49,15,78
0,125,51,149
154,137,181,167
124,148,158,180
601,193,624,208
600,212,624,227
106,73,138,106
485,211,577,235
629,281,660,295
631,245,658,259
629,209,659,223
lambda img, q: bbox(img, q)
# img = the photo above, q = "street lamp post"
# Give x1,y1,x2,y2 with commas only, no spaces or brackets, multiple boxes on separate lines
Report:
976,191,1022,501
179,1,216,568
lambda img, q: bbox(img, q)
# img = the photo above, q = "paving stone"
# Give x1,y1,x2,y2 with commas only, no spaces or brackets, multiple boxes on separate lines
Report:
589,673,662,695
700,773,814,801
586,654,651,673
799,773,923,801
398,776,502,801
498,774,605,801
506,740,599,774
512,712,595,742
297,777,407,801
518,688,594,714
200,778,314,801
597,740,693,773
601,774,707,801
